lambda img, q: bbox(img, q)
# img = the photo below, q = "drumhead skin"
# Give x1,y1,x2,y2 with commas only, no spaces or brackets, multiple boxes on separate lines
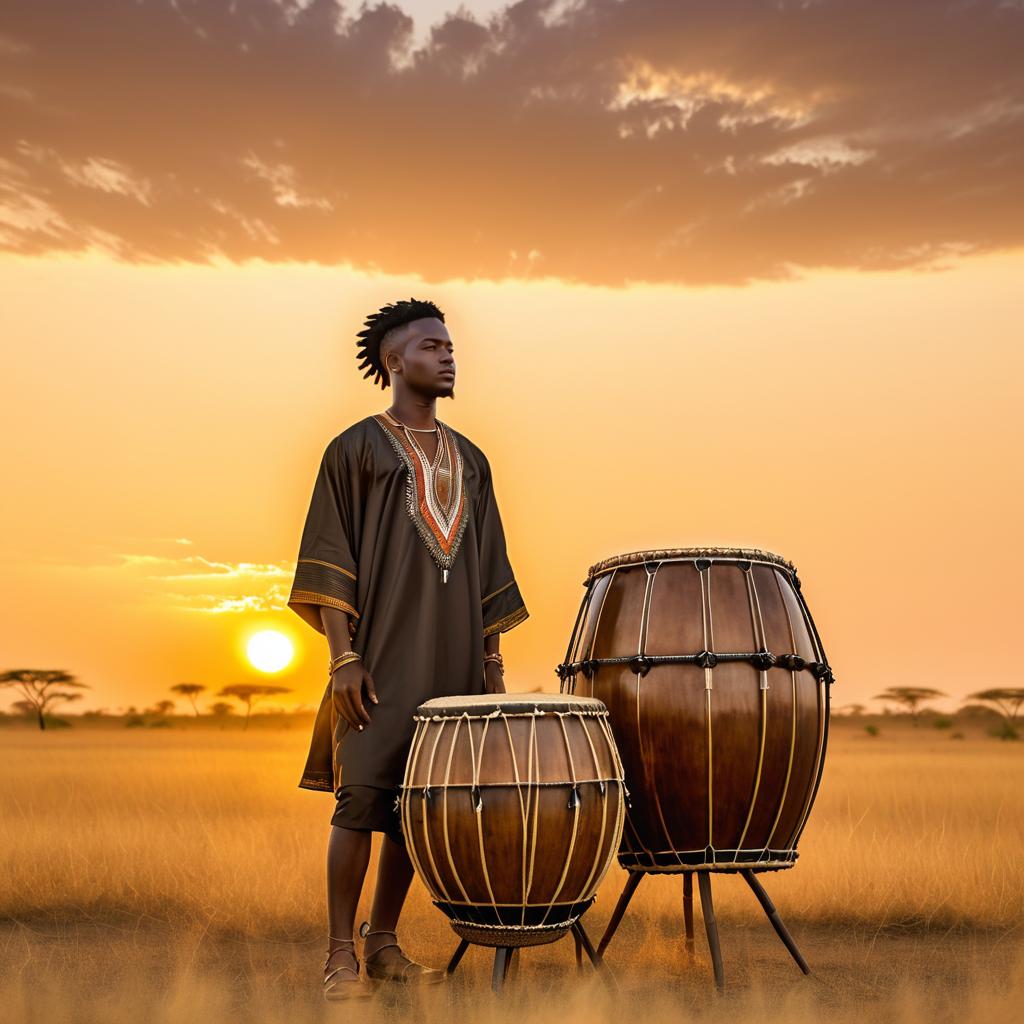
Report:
558,548,833,873
417,691,608,718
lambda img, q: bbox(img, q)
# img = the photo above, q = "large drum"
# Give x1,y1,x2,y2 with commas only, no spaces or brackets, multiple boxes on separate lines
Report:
557,548,833,873
400,693,625,947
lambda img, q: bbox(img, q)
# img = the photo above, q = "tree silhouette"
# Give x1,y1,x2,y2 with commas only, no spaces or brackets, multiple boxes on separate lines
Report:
208,701,235,731
873,686,946,724
965,688,1024,724
149,699,176,716
170,682,206,716
0,669,90,731
216,684,291,730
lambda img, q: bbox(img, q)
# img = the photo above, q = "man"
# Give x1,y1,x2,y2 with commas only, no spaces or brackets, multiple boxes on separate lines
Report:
287,297,528,999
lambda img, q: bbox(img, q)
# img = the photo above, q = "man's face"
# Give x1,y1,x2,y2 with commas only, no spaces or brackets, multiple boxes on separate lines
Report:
390,317,456,397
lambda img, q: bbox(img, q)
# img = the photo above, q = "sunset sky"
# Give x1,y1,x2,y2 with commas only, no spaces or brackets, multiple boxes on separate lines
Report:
2,0,1022,714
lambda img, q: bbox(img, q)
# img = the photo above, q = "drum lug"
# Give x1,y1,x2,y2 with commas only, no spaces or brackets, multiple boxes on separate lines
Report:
696,650,717,669
471,784,483,812
568,784,581,810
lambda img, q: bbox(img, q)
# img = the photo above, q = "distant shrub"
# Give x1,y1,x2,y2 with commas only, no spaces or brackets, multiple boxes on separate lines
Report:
148,718,172,729
951,732,965,740
933,717,953,730
124,715,146,728
864,724,879,737
988,722,1019,741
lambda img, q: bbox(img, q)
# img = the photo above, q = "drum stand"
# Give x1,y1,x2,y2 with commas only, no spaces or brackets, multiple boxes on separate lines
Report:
445,920,616,995
597,869,810,990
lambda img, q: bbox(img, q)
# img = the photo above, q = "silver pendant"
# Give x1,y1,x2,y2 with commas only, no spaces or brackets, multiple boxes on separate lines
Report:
442,568,448,583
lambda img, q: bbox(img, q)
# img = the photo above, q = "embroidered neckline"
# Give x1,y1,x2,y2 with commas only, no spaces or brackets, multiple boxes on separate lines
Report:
372,413,470,572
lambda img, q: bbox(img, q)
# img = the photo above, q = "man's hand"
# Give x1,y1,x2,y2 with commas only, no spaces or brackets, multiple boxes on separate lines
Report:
331,660,378,731
483,660,505,695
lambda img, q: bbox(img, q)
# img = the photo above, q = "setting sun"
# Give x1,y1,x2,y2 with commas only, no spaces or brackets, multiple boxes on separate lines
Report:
245,630,294,674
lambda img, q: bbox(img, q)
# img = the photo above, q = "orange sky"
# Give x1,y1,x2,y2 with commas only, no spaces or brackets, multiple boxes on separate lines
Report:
1,1,1022,714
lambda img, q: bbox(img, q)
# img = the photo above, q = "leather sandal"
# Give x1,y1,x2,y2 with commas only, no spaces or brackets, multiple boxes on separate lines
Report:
323,936,373,1000
358,921,446,984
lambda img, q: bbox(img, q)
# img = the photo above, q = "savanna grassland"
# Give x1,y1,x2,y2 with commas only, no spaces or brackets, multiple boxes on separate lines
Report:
1,716,1021,1024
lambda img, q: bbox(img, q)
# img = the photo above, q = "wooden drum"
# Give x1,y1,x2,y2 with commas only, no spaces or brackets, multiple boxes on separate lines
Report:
400,693,625,947
557,548,834,874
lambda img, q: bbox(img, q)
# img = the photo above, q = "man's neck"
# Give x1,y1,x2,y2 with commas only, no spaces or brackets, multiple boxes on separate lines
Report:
388,391,437,430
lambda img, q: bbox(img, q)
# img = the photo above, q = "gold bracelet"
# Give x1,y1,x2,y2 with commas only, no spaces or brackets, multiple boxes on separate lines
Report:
329,651,361,675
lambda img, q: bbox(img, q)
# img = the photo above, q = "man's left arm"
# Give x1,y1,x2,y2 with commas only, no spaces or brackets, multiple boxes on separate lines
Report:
475,450,528,692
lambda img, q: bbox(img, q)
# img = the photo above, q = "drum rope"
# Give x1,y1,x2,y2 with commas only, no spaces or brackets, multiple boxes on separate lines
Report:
735,568,770,854
440,717,473,908
422,719,458,906
637,562,687,869
763,570,800,860
575,712,612,902
400,722,433,891
537,714,582,929
499,714,530,926
463,712,499,915
787,579,832,853
701,562,716,863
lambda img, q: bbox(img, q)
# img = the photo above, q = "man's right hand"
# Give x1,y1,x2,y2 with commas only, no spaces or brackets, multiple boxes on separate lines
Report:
331,660,378,731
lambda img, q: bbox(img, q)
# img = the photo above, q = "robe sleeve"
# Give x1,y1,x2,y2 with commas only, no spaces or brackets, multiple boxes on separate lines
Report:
287,435,360,636
474,451,529,637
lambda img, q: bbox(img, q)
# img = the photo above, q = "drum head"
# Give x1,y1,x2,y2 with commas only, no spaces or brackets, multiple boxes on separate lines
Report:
417,691,608,718
587,546,795,580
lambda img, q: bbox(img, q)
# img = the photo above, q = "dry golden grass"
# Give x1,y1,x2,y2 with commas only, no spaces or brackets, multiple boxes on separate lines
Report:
1,719,1022,1022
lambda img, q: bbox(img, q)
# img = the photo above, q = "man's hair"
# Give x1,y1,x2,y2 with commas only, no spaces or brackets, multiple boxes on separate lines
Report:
355,297,446,390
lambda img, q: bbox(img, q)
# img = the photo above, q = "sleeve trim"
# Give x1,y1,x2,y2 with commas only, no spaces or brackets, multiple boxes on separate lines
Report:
297,557,356,581
483,605,529,637
482,579,516,605
288,591,360,619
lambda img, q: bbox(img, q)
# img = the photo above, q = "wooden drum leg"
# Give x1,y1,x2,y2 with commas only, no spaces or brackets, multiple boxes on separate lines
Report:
696,872,725,990
446,938,470,975
574,928,583,970
682,872,695,956
491,947,512,994
572,920,618,995
741,870,811,975
597,871,644,956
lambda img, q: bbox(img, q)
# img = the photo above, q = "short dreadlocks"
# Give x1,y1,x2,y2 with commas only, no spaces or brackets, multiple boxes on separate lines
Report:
355,297,446,390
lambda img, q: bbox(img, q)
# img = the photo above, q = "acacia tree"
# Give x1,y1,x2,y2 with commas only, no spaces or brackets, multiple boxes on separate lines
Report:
965,688,1024,724
873,687,947,725
149,699,176,716
208,701,235,731
170,682,206,716
0,669,90,731
217,684,292,730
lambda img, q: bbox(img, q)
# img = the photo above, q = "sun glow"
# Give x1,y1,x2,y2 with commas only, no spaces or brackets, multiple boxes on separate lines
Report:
246,630,294,673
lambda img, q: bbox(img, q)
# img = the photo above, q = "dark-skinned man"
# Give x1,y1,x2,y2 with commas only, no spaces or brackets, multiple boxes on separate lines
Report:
286,298,528,999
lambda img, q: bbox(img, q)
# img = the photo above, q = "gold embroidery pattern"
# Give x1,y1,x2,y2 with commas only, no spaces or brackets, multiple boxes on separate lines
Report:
373,414,470,573
483,579,516,605
288,590,360,619
483,605,529,637
297,557,356,581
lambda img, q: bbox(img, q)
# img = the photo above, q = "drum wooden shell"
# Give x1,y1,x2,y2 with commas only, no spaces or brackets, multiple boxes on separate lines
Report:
400,693,626,946
557,548,832,874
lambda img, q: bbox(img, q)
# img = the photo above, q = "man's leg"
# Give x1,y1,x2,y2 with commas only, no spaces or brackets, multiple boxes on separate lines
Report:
362,832,417,965
326,825,373,975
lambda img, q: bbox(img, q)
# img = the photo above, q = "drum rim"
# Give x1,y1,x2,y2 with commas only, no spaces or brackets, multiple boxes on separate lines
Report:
586,546,796,581
417,692,608,714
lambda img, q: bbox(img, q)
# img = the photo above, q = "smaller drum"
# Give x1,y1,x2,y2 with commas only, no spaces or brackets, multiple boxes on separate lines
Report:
400,692,626,948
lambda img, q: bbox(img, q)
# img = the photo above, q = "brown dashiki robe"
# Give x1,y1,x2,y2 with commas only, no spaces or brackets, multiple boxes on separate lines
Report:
287,412,528,845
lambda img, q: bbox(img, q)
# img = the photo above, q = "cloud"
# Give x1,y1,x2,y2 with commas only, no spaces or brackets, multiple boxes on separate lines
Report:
0,0,1021,284
59,548,295,615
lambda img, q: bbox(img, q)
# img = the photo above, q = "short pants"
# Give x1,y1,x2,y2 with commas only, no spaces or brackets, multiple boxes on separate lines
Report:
331,784,405,847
